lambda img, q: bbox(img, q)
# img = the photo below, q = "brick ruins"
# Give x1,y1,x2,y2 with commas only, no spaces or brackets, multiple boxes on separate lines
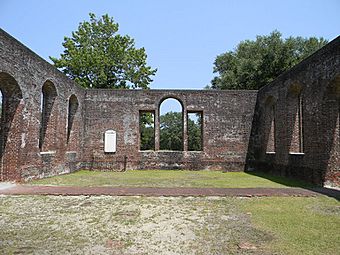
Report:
0,29,339,186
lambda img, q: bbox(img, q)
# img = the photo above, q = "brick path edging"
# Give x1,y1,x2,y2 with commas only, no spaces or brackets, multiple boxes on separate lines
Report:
1,185,339,198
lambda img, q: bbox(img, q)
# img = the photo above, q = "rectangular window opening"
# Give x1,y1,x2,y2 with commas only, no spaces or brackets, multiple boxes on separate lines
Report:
187,112,203,151
139,111,155,151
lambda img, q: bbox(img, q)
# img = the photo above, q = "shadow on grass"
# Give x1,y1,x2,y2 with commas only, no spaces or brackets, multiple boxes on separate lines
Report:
245,171,313,188
246,171,340,201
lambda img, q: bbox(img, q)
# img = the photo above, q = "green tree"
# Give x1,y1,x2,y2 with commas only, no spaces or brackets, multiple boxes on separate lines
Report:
140,112,155,150
188,113,202,151
159,112,202,151
160,112,183,151
50,13,156,89
211,30,328,90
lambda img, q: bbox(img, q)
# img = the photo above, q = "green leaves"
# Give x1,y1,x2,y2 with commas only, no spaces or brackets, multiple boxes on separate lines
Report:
160,112,183,151
159,112,202,151
50,13,156,89
211,30,328,90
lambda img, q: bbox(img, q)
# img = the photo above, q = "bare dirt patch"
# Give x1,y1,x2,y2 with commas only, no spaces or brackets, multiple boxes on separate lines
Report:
0,195,272,255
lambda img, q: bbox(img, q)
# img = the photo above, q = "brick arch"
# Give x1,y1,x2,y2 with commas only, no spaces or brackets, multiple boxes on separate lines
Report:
327,74,340,99
0,72,23,181
39,80,58,151
158,95,185,111
287,82,303,97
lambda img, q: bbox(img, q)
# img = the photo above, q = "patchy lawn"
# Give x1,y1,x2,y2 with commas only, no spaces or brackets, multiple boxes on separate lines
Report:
241,196,340,255
28,170,311,188
0,195,338,254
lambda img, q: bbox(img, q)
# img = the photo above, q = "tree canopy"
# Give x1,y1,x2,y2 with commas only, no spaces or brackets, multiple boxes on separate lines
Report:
140,112,155,150
158,112,202,151
160,112,183,151
210,31,328,90
50,13,156,89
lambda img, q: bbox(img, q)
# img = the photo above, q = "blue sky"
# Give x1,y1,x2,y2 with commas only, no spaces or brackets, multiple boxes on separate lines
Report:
0,0,339,91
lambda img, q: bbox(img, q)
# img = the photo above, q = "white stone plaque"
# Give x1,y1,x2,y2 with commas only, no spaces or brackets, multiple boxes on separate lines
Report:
104,130,116,153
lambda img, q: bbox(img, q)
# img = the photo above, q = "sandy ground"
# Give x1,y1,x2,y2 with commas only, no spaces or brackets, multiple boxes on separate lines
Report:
0,195,272,255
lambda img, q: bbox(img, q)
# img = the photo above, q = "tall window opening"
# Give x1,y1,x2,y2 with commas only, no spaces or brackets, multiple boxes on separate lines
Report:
39,81,57,150
67,95,79,144
139,111,155,150
187,112,203,151
266,104,276,153
0,90,3,123
0,72,23,181
0,89,3,157
159,98,183,151
289,92,304,153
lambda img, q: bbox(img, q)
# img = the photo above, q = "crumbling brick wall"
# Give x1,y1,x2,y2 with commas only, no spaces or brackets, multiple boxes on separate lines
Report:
0,29,85,181
247,36,340,186
0,27,338,187
82,89,257,171
0,28,257,180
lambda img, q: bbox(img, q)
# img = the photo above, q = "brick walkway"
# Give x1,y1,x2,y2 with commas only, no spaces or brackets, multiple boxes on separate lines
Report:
1,185,339,198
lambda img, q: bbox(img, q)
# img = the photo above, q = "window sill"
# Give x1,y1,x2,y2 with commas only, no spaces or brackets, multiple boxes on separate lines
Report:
289,152,305,155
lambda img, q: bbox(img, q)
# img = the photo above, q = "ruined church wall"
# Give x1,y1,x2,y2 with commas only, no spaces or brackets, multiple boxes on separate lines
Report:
1,26,338,186
247,36,340,186
82,89,257,171
0,29,86,181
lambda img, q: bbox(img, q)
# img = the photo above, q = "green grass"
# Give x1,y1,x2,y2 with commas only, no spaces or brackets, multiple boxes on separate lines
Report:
241,196,340,255
28,170,312,188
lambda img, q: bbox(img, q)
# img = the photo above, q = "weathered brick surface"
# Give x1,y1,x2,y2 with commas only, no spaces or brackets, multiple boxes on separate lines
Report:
0,28,338,187
247,36,340,186
82,89,257,171
0,28,257,180
0,29,85,181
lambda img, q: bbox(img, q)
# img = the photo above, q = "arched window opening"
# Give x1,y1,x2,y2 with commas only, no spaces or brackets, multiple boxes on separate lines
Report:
159,98,183,151
67,95,79,144
39,81,57,150
289,92,304,153
139,111,155,150
263,96,276,154
324,76,340,180
266,104,276,153
0,72,23,181
188,112,203,151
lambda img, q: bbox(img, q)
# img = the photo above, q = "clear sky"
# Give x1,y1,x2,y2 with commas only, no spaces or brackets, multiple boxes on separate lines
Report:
0,0,339,90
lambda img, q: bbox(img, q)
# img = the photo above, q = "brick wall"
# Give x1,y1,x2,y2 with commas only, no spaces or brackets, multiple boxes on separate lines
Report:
0,29,85,181
0,27,338,187
247,36,340,186
82,89,257,171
